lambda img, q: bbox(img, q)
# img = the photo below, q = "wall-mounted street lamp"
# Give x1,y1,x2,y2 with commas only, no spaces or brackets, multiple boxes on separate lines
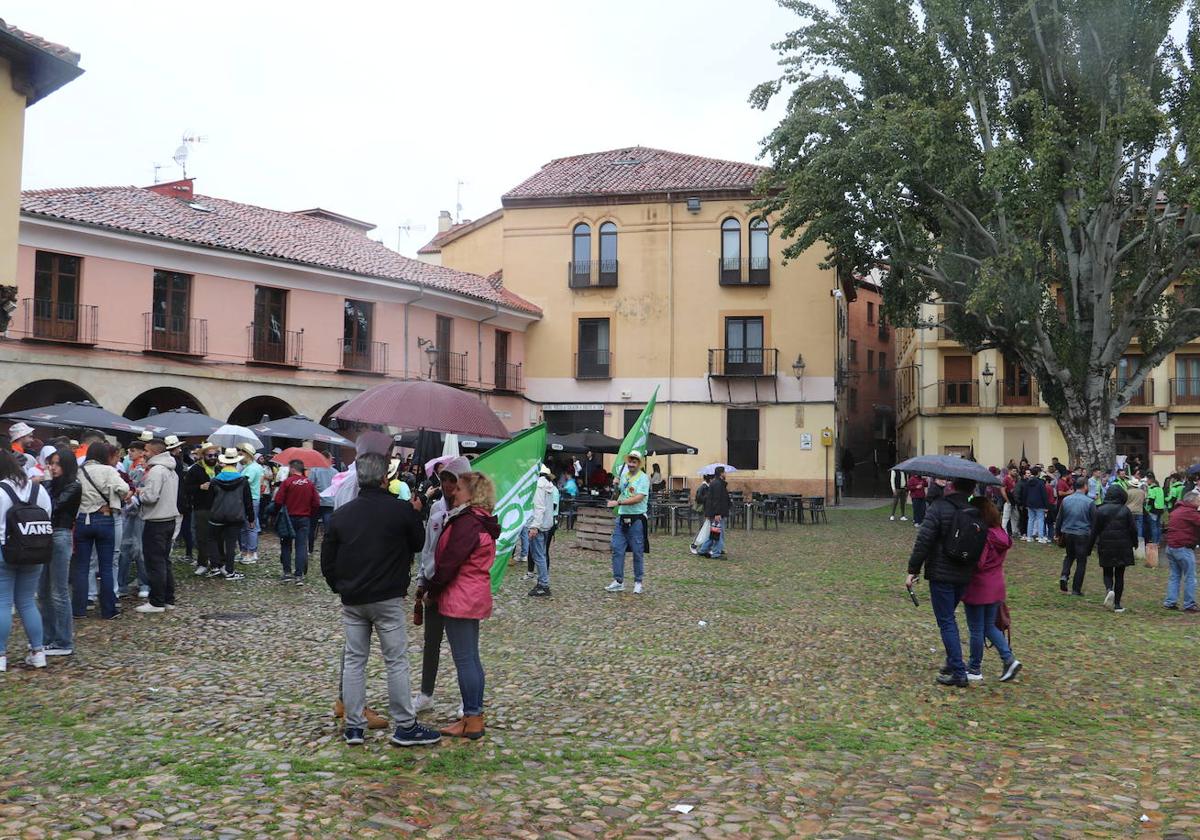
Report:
792,354,806,379
981,362,995,388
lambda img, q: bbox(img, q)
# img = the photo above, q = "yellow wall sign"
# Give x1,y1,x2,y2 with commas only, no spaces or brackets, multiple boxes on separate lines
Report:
820,427,834,447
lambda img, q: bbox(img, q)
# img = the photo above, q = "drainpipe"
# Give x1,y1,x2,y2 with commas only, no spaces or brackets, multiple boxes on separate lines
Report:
667,192,675,480
404,284,426,379
478,302,501,388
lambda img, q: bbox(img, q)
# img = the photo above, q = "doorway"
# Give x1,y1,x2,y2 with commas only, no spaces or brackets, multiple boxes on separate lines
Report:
1115,425,1149,468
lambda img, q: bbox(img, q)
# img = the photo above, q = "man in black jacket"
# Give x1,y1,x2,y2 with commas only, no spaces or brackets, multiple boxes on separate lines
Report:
183,444,219,575
698,467,731,558
320,452,440,748
905,477,979,687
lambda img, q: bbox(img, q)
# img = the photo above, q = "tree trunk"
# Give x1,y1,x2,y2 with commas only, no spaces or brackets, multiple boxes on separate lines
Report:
1056,404,1116,469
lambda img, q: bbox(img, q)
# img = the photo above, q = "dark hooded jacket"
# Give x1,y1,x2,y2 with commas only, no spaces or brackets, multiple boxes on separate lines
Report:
321,486,425,605
1089,485,1139,569
906,490,978,586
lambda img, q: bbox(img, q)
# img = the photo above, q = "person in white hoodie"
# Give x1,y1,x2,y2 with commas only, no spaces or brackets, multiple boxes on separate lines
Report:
411,455,471,716
528,463,557,597
135,437,182,613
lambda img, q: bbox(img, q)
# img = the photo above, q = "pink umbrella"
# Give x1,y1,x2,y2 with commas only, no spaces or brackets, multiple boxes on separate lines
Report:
333,380,511,439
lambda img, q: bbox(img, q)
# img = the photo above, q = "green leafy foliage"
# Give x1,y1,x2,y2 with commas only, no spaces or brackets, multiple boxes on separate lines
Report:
755,0,1200,463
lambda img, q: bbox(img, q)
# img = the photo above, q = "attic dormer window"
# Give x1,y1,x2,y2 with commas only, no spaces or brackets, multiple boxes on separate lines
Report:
187,202,213,212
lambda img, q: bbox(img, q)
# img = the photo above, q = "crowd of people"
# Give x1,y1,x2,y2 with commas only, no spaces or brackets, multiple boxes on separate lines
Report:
903,454,1200,687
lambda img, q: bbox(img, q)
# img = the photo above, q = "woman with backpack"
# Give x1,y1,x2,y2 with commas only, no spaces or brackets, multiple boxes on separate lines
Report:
206,448,255,581
0,448,53,672
38,447,81,656
1088,484,1139,613
962,497,1022,683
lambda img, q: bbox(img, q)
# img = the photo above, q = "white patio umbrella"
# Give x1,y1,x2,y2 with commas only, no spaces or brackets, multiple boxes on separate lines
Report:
208,424,262,450
697,463,738,476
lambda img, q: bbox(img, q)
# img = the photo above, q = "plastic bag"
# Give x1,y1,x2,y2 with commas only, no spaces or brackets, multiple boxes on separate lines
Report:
1134,538,1146,562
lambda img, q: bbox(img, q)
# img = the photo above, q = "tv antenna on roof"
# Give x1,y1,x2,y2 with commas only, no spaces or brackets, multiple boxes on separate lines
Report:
456,179,467,223
172,133,207,178
397,219,427,250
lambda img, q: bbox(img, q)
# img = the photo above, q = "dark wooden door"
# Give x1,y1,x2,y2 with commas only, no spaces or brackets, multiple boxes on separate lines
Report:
33,251,80,341
944,356,973,405
253,286,287,363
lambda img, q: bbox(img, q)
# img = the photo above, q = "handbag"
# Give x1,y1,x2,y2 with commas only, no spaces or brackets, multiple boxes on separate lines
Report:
1145,541,1160,569
1054,532,1067,548
276,506,295,540
993,601,1012,646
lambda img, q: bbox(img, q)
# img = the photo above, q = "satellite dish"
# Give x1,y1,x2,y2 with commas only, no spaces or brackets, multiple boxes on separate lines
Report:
173,144,189,167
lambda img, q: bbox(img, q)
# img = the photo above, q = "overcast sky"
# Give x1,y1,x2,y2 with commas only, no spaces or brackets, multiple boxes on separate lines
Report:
9,1,798,255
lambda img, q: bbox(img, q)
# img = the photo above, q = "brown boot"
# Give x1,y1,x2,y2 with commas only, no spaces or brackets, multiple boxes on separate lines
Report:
439,718,468,737
463,714,485,740
334,699,388,730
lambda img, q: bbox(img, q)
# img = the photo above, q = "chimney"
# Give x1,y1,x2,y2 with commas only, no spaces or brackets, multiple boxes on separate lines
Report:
144,178,195,201
438,210,454,232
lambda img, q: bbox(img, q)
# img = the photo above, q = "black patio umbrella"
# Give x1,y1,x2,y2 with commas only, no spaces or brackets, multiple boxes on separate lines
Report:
4,401,146,434
644,433,698,456
892,454,1002,486
548,429,623,454
132,406,223,438
251,415,351,447
394,430,507,454
411,429,444,469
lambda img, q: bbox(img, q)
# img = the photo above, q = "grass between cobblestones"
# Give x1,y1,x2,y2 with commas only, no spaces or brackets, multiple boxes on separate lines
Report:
2,508,1198,838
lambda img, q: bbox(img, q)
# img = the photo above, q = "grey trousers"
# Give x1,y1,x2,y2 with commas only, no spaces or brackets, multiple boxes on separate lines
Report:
341,597,415,730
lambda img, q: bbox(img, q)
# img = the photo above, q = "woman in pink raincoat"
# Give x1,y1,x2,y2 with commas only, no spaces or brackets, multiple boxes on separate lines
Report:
962,497,1022,683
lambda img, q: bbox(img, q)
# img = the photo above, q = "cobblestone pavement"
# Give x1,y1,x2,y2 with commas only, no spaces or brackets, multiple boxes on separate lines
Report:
2,510,1199,838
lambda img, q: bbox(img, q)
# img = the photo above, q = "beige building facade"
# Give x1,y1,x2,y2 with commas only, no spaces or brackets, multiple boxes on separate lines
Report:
896,301,1200,475
423,147,850,495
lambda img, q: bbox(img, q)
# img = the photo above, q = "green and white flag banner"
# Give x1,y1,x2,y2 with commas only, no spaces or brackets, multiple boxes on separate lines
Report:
615,385,659,470
471,423,547,593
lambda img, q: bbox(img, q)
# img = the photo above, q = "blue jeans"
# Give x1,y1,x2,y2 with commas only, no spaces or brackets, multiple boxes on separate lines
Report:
517,523,530,558
1026,508,1045,540
610,517,645,584
38,528,74,650
443,616,485,717
1147,513,1162,544
1,553,45,654
120,514,146,590
929,580,967,678
1165,546,1197,609
1045,510,1056,540
698,520,726,557
912,498,927,525
239,516,260,554
72,513,118,619
1132,515,1144,547
529,529,549,587
964,602,1013,672
280,516,311,577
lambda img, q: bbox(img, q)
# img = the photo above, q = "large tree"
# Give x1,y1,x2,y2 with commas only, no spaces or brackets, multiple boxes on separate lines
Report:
753,0,1200,466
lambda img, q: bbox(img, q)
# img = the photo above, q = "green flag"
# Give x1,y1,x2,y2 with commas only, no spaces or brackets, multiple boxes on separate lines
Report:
471,423,547,593
616,386,658,467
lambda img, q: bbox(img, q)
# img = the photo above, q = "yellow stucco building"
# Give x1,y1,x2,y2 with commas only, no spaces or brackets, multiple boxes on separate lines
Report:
896,300,1200,475
422,147,850,495
0,21,82,302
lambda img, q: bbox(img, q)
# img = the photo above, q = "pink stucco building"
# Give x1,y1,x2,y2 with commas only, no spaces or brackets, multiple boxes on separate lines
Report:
2,179,539,432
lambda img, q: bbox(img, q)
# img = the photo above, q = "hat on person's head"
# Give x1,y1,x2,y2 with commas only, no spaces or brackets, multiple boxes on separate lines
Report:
238,442,257,458
138,430,154,442
539,463,553,477
272,447,283,454
355,430,393,457
218,447,241,465
199,442,220,455
431,455,471,479
7,422,34,440
627,450,643,461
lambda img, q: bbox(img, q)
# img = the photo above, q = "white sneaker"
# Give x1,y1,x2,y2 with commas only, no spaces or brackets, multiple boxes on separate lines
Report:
521,571,535,581
136,603,166,614
604,580,625,593
0,655,6,672
138,586,150,599
966,671,983,682
689,546,699,555
43,646,73,656
412,692,434,713
193,565,208,576
165,604,176,610
633,582,643,594
900,516,908,521
890,515,896,521
25,651,46,668
1104,590,1115,610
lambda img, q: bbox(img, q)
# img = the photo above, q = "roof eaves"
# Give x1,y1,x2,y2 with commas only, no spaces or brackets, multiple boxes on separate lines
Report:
0,20,83,105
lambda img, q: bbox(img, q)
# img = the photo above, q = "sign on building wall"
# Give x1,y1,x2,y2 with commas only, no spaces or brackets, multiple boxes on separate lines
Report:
800,433,813,450
541,404,605,412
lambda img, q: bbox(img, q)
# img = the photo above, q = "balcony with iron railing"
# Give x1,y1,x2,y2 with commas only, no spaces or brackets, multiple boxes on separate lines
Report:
340,339,388,375
247,323,303,367
708,347,779,377
21,298,98,345
494,361,524,392
718,257,771,286
996,378,1039,408
938,379,978,408
568,260,618,289
143,313,207,357
575,348,611,379
426,348,468,385
1170,379,1200,406
1119,378,1154,407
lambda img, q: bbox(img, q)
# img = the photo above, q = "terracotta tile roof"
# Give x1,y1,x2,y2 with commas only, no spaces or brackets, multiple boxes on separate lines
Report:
503,146,767,203
0,19,80,64
20,185,541,316
416,209,503,255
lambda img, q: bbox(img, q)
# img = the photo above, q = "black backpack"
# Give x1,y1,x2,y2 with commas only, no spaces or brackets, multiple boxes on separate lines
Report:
209,478,247,526
2,483,53,565
943,500,987,565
